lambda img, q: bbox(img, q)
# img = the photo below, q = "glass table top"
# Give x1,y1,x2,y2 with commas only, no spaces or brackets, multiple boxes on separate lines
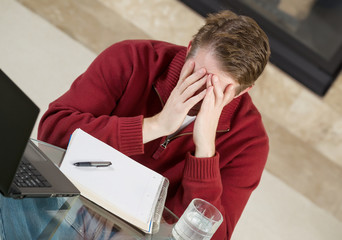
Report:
0,139,178,240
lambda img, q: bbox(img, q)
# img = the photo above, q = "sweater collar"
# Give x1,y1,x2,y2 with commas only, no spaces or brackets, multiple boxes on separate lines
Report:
154,48,241,131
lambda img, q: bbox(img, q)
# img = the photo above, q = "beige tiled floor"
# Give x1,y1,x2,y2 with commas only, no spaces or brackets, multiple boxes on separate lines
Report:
1,0,342,239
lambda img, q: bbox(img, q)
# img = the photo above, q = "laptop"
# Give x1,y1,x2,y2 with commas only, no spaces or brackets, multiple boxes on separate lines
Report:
0,69,80,198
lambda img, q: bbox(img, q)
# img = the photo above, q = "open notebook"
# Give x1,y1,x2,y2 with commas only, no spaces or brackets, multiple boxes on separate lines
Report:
60,128,169,234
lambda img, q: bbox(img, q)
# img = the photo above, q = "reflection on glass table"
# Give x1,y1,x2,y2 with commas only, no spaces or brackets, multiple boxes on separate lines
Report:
0,139,178,240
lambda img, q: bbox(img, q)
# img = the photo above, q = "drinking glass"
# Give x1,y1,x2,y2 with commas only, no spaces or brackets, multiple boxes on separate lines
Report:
172,198,223,240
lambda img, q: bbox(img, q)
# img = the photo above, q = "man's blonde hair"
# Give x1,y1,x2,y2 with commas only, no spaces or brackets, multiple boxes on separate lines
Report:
188,10,271,94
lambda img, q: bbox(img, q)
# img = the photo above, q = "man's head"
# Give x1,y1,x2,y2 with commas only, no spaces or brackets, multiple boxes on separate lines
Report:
187,10,270,95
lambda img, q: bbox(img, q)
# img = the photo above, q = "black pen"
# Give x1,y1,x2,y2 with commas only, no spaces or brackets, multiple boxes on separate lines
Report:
73,161,112,167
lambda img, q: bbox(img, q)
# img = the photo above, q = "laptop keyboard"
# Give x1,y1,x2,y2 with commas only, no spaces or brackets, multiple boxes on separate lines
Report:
13,158,51,188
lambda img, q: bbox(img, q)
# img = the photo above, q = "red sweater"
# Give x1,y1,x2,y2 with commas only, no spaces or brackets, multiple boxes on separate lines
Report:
38,40,268,239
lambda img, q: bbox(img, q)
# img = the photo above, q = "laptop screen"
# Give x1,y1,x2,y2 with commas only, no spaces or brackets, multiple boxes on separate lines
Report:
0,69,40,195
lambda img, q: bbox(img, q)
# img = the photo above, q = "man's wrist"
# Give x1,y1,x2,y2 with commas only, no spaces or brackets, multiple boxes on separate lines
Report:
195,143,215,158
142,114,168,143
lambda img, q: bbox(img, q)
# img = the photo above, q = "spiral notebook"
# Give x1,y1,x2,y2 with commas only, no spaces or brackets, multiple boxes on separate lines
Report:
60,128,168,234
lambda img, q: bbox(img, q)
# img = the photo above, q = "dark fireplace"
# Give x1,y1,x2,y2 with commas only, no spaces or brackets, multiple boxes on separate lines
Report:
180,0,342,96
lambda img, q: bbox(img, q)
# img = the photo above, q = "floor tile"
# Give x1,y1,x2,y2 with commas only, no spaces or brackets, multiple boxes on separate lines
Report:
233,170,342,240
18,0,150,54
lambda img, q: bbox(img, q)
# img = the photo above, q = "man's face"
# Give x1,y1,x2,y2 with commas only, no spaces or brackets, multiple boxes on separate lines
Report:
185,47,240,116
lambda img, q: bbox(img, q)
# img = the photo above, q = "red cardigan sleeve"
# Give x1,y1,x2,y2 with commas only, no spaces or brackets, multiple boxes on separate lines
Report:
38,42,144,156
166,110,269,239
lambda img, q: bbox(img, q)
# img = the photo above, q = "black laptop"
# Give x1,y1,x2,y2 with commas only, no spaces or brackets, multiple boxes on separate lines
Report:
0,69,80,198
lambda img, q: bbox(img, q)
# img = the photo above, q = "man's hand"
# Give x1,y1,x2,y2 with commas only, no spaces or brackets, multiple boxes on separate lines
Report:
143,60,207,143
193,75,235,157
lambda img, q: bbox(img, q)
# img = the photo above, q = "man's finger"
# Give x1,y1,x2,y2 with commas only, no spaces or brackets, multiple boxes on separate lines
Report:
200,86,214,111
178,60,195,86
180,74,207,101
179,68,206,93
212,75,224,101
184,88,206,110
206,74,213,88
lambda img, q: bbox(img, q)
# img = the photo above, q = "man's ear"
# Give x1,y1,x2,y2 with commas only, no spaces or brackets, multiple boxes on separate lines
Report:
186,41,192,56
234,85,253,98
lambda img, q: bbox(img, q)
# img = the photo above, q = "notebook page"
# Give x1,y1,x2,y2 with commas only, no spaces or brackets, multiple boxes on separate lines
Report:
60,128,164,232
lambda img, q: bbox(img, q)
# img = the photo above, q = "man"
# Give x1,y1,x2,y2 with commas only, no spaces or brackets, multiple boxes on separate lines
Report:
38,10,270,239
